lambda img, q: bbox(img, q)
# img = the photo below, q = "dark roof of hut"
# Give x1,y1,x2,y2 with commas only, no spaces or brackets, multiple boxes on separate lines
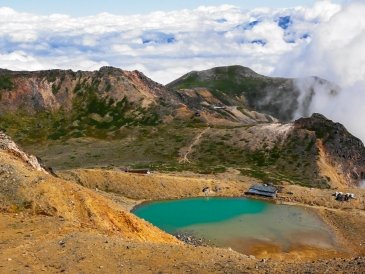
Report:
250,184,277,193
246,183,278,198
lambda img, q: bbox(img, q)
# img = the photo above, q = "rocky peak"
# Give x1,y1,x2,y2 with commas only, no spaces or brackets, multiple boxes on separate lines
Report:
0,131,48,174
294,113,364,149
0,66,178,113
98,66,122,74
294,113,365,186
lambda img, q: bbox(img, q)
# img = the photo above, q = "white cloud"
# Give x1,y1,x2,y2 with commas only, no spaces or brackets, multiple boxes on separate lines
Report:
0,3,341,84
0,51,43,70
276,1,365,142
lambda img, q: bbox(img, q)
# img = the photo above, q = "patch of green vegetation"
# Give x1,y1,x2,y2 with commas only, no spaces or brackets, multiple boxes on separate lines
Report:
305,139,316,152
52,83,61,95
20,125,194,169
46,71,58,83
0,75,14,91
171,68,269,107
105,82,112,92
0,111,65,143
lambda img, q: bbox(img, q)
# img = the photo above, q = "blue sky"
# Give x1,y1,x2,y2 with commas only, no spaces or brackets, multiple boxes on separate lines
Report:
0,0,345,16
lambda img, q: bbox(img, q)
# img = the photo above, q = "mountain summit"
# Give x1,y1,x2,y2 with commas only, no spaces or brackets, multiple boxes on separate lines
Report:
168,65,339,122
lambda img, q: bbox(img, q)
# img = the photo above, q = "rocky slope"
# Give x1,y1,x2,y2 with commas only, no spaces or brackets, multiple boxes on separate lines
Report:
0,131,48,173
168,65,340,122
0,67,192,142
174,113,365,188
0,67,179,113
0,131,178,243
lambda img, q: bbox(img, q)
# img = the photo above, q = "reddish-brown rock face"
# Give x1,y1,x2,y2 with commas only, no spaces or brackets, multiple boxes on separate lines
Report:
0,67,180,114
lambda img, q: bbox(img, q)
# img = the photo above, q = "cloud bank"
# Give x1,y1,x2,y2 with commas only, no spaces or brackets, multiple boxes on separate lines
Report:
1,1,365,142
276,1,365,142
0,1,340,84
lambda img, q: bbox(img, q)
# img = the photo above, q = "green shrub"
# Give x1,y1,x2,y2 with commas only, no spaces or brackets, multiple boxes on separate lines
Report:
0,75,14,90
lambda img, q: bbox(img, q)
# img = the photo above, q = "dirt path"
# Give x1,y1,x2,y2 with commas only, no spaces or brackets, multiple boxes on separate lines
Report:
179,127,210,163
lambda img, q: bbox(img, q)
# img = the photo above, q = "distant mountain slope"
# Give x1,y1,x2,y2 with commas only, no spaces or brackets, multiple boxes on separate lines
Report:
0,66,178,113
168,65,339,122
0,66,363,189
0,67,183,142
0,67,277,143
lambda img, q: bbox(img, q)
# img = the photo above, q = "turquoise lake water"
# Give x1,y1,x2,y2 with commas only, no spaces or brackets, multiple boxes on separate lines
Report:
133,197,337,255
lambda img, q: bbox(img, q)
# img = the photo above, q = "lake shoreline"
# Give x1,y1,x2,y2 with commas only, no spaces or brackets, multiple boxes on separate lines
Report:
60,168,365,261
133,196,344,259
